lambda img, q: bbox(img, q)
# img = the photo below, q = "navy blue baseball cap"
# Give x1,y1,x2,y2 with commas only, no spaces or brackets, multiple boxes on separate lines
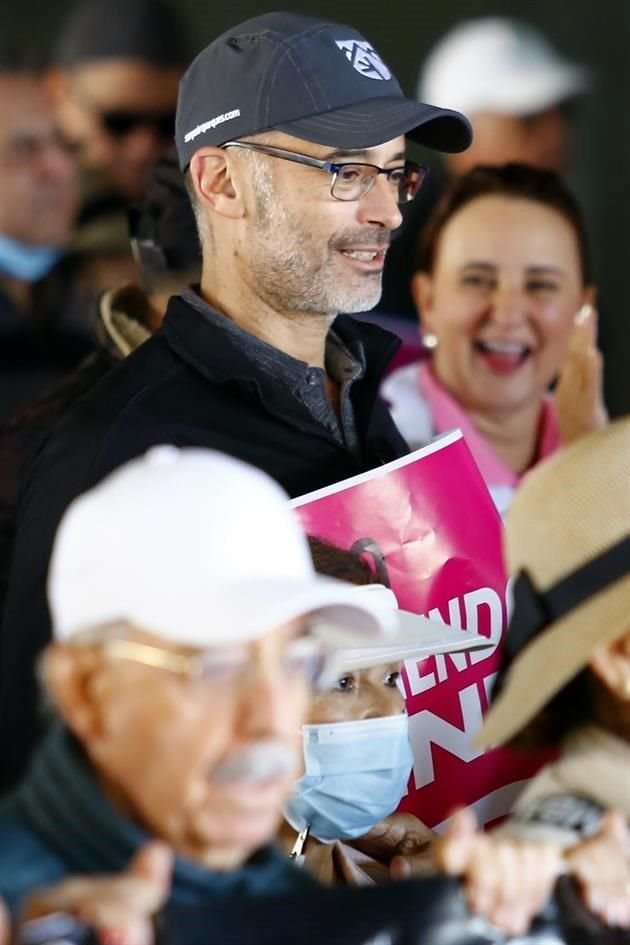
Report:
175,11,472,170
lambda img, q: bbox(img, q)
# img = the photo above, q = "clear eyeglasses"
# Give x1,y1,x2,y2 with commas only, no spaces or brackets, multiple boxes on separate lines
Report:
222,140,429,204
101,634,330,688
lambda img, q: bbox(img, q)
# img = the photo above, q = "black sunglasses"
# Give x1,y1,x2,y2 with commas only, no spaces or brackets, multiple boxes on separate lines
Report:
101,110,176,141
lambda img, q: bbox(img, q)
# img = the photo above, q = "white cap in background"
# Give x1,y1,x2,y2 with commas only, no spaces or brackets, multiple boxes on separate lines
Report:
419,18,589,117
48,447,395,648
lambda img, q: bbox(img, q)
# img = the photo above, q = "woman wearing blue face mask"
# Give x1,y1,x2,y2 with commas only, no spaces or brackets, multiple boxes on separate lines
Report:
277,541,488,886
278,649,418,886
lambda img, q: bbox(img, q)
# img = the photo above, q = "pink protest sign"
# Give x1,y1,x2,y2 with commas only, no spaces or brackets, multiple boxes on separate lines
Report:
291,430,549,830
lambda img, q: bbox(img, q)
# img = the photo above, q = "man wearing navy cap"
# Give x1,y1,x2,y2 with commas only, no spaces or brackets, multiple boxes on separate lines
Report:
0,12,471,791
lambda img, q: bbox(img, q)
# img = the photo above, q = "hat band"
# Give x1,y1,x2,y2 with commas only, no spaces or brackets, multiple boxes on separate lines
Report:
502,533,630,674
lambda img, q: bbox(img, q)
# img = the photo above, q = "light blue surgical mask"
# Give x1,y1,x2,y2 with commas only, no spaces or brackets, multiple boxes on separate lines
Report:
0,234,62,282
284,713,413,843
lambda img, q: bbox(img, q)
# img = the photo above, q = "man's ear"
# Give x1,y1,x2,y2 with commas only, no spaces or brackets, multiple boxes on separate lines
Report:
411,271,435,334
189,148,245,220
590,632,630,700
41,643,105,741
582,283,597,308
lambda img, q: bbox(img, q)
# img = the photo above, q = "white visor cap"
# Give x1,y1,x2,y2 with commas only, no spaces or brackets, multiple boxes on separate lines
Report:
48,447,395,647
419,17,589,117
325,584,491,671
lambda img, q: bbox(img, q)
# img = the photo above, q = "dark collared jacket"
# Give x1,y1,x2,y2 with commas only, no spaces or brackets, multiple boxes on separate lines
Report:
0,292,408,791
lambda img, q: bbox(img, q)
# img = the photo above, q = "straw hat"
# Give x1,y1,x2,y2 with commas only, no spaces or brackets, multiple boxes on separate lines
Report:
477,418,630,749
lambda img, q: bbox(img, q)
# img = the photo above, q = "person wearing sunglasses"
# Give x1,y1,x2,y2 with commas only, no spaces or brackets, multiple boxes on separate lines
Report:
48,0,188,202
0,11,471,792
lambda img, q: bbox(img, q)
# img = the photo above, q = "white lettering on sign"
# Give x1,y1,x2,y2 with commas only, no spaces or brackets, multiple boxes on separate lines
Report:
467,587,503,664
408,682,486,789
405,585,504,697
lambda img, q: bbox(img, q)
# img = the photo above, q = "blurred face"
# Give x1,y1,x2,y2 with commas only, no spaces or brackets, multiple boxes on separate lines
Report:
590,629,630,741
450,107,571,176
416,195,590,416
55,60,181,201
47,621,316,871
234,132,404,316
0,75,77,246
308,662,404,724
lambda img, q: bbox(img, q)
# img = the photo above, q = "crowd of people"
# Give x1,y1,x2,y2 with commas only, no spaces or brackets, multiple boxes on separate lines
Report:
0,3,627,944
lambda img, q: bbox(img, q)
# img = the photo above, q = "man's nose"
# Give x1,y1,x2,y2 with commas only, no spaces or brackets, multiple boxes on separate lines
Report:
359,686,403,720
238,664,305,738
121,125,165,163
356,174,403,231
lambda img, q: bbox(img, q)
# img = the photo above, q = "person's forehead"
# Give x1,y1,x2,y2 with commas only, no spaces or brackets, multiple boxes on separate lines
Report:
105,616,310,655
359,660,403,680
434,198,582,278
70,59,180,108
0,76,57,142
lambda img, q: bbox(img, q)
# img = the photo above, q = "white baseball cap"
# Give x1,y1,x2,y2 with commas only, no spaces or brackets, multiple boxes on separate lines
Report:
324,584,490,672
48,447,395,647
419,18,589,117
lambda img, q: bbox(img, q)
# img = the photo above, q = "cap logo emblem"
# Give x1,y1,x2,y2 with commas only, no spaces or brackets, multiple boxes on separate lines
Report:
335,40,391,81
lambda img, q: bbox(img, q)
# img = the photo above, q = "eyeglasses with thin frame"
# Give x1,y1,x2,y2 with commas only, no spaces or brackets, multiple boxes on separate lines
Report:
222,140,429,204
100,635,331,689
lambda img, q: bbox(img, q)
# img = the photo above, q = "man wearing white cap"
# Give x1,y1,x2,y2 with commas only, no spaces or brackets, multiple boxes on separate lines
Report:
0,446,394,923
419,17,589,177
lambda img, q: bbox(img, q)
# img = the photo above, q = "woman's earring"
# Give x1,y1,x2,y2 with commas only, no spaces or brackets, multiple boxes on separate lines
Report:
422,331,438,350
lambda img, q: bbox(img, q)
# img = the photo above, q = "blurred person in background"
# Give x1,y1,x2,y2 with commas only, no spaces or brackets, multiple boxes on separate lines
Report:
0,149,199,621
0,447,391,921
443,418,630,934
48,0,189,203
382,164,606,516
378,17,589,318
420,18,588,177
0,11,472,792
0,49,96,421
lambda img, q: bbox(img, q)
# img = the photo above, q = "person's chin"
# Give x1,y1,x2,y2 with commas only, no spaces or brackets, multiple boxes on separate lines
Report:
336,282,383,315
192,805,281,853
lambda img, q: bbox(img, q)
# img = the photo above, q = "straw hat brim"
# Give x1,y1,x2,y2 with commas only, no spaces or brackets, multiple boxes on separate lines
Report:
476,573,630,749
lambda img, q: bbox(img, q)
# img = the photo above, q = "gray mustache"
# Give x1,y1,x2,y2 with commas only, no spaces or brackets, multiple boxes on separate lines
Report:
213,739,297,785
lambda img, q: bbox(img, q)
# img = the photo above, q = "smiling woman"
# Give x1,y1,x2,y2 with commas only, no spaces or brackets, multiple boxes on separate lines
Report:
382,163,602,516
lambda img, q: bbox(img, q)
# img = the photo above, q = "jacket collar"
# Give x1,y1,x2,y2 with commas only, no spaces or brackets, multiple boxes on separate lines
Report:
162,290,401,396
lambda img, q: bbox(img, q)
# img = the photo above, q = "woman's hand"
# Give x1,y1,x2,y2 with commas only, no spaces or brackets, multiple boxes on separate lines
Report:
20,842,173,945
350,812,436,878
565,810,630,928
555,304,608,445
436,807,630,936
435,808,562,937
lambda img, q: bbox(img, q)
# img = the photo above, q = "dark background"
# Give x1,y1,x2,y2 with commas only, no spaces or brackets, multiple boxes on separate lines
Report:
2,0,628,414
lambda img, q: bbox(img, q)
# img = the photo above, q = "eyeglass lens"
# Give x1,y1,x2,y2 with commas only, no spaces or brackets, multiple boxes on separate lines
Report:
332,163,427,203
